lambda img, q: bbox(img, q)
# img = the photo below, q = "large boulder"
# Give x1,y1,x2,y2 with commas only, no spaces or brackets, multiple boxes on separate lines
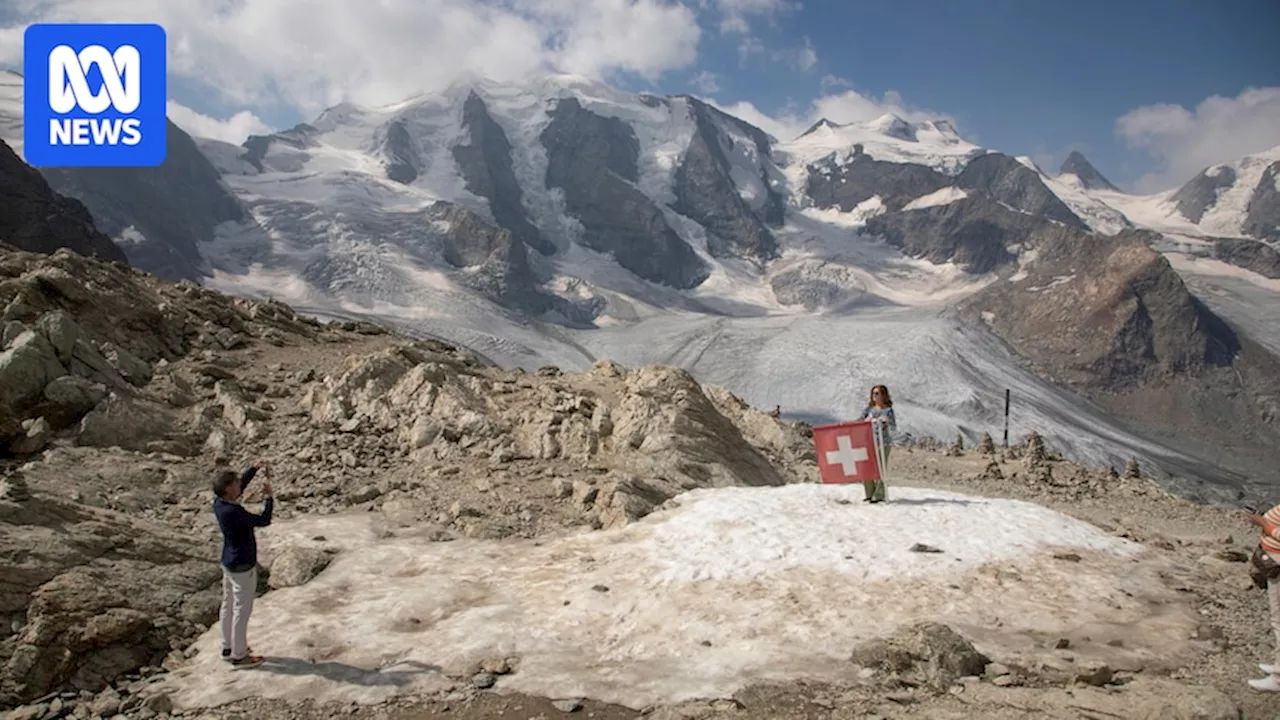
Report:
0,495,220,706
849,622,991,691
266,546,333,589
0,330,66,412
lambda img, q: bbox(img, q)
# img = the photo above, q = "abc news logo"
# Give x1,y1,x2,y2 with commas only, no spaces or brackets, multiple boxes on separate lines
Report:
24,23,167,167
48,44,143,147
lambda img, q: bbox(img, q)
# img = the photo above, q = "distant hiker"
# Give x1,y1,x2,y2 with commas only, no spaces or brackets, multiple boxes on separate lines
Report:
213,459,274,668
1243,503,1280,692
859,385,896,503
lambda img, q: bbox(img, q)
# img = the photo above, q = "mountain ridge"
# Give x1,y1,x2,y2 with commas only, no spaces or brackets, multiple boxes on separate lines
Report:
1,71,1278,497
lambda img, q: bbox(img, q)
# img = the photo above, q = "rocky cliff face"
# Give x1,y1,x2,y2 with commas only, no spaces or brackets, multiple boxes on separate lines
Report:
805,146,950,212
0,140,126,264
39,121,243,282
452,92,554,256
955,154,1087,230
959,224,1280,477
670,99,780,263
1059,151,1119,192
861,195,1021,273
1242,161,1280,241
1212,237,1280,278
1171,166,1236,224
541,98,709,289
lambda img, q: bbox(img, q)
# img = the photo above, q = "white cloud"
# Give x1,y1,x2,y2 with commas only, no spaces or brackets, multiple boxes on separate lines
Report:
2,0,702,118
793,36,817,72
820,74,852,91
714,87,957,143
709,0,796,34
690,70,720,93
166,101,271,144
1116,86,1280,192
737,35,767,65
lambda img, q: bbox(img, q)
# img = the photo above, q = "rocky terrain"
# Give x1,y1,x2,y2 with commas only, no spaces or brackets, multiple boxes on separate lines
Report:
3,245,1280,720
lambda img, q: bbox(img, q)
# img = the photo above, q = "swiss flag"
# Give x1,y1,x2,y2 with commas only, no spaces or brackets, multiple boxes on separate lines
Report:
813,420,882,484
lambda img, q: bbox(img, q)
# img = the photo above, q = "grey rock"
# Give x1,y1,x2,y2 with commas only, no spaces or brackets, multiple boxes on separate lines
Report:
0,330,68,411
267,547,333,588
671,99,778,262
1,320,26,349
1059,151,1119,192
541,97,709,289
956,153,1087,230
451,92,553,255
551,698,584,713
1171,164,1236,223
805,146,949,213
1212,237,1280,279
1242,161,1280,241
36,310,79,363
470,672,496,689
39,375,107,429
849,622,990,691
379,119,422,185
100,342,153,387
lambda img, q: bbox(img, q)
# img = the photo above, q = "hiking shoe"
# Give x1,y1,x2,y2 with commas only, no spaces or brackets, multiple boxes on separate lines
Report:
230,655,264,669
1247,675,1280,692
1261,664,1280,676
221,647,252,660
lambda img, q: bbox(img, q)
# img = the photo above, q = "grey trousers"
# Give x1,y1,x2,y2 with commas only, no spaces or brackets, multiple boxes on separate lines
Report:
220,565,257,658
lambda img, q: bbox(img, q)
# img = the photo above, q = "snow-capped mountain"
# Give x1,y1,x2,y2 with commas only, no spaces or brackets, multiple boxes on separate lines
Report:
2,70,1278,502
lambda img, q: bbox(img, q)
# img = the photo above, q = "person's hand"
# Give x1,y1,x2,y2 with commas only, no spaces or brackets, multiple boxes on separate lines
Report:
1241,511,1263,526
261,480,273,498
253,458,270,469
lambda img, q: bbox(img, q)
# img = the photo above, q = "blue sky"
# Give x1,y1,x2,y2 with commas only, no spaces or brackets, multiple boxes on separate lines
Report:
3,0,1279,191
670,0,1280,190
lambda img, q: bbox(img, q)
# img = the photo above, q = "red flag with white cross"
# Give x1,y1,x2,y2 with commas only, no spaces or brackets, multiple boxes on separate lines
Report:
813,420,882,484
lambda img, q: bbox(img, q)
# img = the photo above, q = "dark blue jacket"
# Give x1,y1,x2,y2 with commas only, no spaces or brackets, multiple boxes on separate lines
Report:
213,466,273,571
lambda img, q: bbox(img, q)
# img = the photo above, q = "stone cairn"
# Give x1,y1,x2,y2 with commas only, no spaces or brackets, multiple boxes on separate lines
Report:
978,432,996,455
0,470,31,502
1124,458,1141,480
946,431,965,457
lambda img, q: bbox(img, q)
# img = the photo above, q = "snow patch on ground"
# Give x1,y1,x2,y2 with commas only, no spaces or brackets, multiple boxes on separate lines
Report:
157,485,1151,711
778,117,985,178
903,186,968,211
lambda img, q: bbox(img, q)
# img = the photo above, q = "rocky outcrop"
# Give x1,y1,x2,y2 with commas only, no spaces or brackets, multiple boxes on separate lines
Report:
805,146,949,212
849,622,990,692
41,121,244,281
956,153,1087,230
541,98,709,289
452,92,554,255
1242,160,1280,241
241,123,318,174
964,227,1238,387
427,201,555,313
671,99,779,262
1170,165,1235,224
379,120,421,185
0,140,126,264
1212,237,1280,278
0,246,328,454
0,481,220,707
1059,150,1119,192
861,194,1022,273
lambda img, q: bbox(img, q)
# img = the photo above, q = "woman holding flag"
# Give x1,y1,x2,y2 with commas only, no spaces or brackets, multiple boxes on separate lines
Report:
859,384,896,503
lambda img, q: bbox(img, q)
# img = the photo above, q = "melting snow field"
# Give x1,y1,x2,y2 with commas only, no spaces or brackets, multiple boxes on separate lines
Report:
155,484,1191,712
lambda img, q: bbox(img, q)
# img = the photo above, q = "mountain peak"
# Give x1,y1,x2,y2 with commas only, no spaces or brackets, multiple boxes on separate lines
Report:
867,113,917,142
1059,150,1119,192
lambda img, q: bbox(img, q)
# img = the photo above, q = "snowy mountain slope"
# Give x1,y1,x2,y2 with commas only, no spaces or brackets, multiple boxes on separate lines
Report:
3,71,1279,498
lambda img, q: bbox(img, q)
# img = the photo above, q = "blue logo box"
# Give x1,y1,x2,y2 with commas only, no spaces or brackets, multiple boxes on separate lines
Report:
23,23,167,167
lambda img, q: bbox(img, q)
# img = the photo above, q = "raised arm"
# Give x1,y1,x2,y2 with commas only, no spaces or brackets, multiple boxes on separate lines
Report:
232,496,273,528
